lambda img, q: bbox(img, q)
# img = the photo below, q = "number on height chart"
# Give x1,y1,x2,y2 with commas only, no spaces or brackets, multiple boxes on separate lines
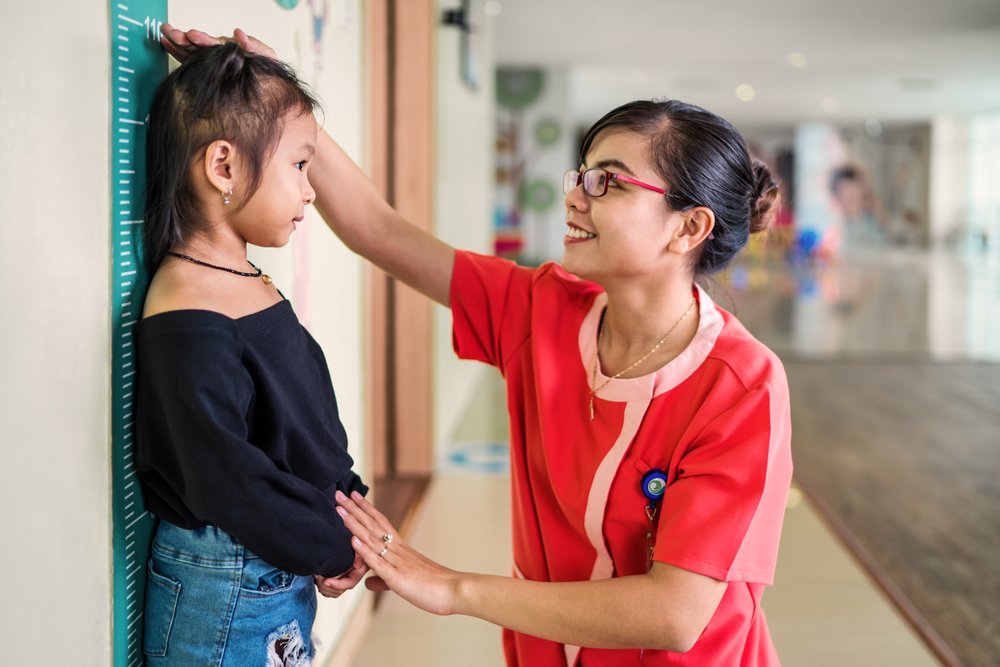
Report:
144,16,163,41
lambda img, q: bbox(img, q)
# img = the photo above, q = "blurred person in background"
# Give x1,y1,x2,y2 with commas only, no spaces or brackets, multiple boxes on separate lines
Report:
828,163,887,252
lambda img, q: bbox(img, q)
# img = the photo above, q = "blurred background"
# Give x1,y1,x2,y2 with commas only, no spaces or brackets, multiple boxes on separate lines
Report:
1,1,997,665
488,1,1000,271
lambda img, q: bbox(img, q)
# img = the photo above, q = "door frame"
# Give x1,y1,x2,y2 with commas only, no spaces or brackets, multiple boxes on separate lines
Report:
364,0,435,526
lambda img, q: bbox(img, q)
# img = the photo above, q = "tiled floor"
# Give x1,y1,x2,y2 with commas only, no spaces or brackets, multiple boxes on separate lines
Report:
713,246,1000,363
351,246,1000,666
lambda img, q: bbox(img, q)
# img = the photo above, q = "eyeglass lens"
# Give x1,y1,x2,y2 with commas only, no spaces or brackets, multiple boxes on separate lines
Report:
563,169,609,196
562,170,579,195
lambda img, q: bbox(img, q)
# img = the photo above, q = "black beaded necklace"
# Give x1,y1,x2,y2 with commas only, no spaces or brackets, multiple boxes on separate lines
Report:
166,250,273,285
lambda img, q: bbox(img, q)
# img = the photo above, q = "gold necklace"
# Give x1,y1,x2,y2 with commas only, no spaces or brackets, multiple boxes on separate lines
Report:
589,298,697,420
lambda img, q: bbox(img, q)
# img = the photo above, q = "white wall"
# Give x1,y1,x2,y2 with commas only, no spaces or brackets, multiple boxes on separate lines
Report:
0,1,367,663
0,1,113,662
433,1,497,456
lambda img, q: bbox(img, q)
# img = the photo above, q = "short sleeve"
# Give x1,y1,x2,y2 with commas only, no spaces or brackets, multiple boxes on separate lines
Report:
450,250,535,374
652,382,792,585
137,321,357,577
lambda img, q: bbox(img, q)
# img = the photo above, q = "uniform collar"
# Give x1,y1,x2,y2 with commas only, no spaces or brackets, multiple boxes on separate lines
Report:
579,283,724,403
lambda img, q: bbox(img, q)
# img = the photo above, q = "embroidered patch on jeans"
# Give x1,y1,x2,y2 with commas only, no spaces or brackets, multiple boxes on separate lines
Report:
265,620,311,667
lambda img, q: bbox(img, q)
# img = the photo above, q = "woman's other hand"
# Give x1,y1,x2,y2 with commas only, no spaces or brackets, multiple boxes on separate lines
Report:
335,490,462,616
158,24,277,62
314,553,369,598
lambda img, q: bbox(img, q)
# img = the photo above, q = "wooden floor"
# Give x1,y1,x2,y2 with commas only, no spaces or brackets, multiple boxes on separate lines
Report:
374,474,431,535
784,359,1000,667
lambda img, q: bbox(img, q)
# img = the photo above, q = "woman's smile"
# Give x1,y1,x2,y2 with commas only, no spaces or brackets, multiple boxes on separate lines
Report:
565,222,597,243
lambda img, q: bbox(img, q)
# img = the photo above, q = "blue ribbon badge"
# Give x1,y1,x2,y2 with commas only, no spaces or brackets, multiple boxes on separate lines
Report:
642,469,667,520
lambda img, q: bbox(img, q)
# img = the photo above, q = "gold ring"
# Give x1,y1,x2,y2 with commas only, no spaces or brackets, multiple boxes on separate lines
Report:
383,533,394,544
378,545,389,557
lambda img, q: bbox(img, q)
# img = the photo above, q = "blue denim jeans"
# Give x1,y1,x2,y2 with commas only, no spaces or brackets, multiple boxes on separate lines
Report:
144,521,316,666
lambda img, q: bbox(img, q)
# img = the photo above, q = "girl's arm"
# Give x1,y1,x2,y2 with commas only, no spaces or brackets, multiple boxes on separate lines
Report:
311,129,455,306
333,491,727,653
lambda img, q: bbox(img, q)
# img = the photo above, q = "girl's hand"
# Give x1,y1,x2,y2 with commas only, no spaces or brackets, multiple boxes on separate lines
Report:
314,553,369,598
335,490,462,616
158,24,278,63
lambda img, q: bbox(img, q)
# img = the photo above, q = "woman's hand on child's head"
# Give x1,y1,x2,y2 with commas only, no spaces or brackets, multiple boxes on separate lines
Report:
231,28,278,59
158,24,222,62
314,553,369,598
159,24,278,63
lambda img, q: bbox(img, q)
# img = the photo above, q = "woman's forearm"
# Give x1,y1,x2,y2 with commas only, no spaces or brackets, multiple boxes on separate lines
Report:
311,127,454,306
454,566,724,653
335,491,725,654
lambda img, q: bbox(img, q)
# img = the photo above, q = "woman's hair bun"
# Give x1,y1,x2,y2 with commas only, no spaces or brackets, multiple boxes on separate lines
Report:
749,159,780,234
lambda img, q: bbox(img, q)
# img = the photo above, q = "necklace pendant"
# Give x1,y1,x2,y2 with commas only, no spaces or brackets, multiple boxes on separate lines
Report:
261,274,272,285
587,298,696,422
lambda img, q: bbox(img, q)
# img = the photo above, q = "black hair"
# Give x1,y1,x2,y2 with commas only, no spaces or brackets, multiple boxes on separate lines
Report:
830,164,862,193
143,42,319,270
578,100,780,275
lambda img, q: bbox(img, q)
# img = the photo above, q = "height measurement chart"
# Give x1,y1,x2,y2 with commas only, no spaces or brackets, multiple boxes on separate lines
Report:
109,2,166,665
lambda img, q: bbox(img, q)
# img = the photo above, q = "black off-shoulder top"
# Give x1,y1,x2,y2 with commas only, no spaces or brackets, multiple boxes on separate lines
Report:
135,300,367,577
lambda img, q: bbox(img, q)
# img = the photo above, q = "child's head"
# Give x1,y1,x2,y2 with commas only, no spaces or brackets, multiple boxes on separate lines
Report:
144,42,319,269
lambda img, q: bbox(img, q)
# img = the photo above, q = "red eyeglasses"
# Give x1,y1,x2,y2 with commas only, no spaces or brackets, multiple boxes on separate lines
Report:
563,168,666,197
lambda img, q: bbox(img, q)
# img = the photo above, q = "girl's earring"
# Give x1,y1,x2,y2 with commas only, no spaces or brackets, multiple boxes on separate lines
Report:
223,187,233,206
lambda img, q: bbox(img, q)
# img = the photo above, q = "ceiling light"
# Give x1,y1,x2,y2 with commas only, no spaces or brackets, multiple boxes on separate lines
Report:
865,119,883,137
787,52,808,69
821,96,840,114
484,1,502,16
735,84,756,102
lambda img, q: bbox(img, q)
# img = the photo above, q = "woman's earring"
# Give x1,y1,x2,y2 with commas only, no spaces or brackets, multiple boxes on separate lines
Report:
223,187,233,206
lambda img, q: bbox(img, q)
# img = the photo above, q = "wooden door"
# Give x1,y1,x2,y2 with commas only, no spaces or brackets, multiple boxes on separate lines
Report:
365,0,435,529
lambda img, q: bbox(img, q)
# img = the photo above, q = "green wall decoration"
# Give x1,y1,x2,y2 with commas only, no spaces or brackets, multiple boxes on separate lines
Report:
496,67,545,110
109,1,167,665
275,0,302,8
522,179,558,212
534,117,561,147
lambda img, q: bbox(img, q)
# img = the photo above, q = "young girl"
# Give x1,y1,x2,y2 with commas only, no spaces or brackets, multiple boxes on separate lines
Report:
136,43,367,666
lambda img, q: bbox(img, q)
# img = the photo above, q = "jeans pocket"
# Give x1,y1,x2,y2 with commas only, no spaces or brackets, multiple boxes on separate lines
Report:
240,557,297,596
143,560,182,657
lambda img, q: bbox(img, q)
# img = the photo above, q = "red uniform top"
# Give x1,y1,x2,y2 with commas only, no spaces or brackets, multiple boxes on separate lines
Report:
450,251,793,667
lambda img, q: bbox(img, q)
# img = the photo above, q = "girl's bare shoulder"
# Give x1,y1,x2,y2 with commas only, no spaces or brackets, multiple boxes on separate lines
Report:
142,261,277,319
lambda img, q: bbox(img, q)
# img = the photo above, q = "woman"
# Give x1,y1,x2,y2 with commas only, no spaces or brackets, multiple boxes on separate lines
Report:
161,25,792,667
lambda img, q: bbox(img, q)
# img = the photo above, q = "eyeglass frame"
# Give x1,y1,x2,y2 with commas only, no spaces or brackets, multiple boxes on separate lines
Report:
563,167,666,198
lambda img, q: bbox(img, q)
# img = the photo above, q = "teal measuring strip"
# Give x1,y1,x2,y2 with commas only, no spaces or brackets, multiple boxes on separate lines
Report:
110,2,166,665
